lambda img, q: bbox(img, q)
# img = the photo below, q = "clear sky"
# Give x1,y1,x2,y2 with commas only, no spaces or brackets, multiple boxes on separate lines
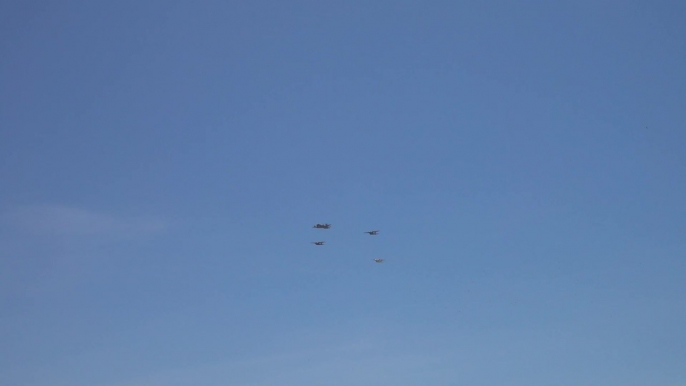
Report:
1,1,685,385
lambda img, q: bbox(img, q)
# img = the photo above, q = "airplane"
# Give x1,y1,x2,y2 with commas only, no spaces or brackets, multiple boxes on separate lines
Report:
373,258,384,263
311,241,325,246
364,230,380,235
313,223,331,229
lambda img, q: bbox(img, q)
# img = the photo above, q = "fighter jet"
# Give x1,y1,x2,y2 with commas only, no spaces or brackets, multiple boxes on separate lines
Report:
313,223,331,229
364,230,380,235
373,258,384,263
311,241,326,246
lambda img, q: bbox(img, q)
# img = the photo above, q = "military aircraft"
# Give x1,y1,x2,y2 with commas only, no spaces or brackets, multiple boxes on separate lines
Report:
364,230,380,235
313,223,331,229
311,241,325,246
373,258,384,263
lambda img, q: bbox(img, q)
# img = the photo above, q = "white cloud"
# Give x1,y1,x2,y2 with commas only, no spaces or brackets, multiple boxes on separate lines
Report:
0,205,172,297
1,205,170,239
99,332,443,386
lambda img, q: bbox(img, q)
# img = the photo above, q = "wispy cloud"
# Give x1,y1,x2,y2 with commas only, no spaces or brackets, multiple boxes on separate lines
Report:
100,328,444,386
1,205,170,239
0,205,172,297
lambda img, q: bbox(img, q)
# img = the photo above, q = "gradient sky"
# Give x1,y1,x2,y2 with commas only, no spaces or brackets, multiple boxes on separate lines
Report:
1,1,685,385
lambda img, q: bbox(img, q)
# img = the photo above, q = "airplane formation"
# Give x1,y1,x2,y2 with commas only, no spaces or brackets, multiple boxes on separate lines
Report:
312,223,384,263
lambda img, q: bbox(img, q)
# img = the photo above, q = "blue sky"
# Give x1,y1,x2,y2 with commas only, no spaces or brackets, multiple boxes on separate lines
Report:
1,1,685,385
